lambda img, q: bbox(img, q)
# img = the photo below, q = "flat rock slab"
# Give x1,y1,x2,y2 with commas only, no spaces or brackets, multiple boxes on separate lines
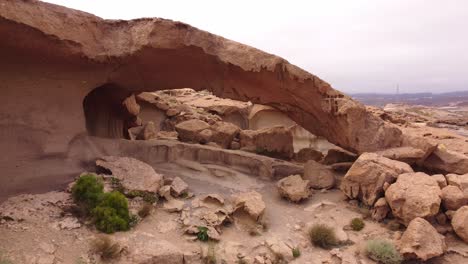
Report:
96,156,163,193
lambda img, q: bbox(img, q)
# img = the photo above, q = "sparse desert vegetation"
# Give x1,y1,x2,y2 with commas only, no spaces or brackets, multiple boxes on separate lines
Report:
309,224,338,249
365,239,402,264
350,217,365,231
91,236,122,260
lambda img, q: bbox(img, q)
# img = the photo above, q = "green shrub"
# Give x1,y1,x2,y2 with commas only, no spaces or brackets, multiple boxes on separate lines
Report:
350,218,365,231
365,240,402,264
309,224,338,249
292,247,301,258
91,236,121,260
72,174,104,209
197,226,209,242
127,190,157,204
92,192,130,233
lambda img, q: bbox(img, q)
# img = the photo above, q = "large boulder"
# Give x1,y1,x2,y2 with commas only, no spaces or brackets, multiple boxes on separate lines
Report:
401,134,438,165
340,153,413,206
175,119,211,143
385,172,441,225
96,156,163,193
239,126,294,159
423,147,468,174
452,206,468,243
399,218,446,261
375,146,426,165
441,185,466,211
322,148,357,165
232,191,266,221
210,122,240,149
446,173,468,192
303,160,336,189
371,197,390,222
276,175,311,202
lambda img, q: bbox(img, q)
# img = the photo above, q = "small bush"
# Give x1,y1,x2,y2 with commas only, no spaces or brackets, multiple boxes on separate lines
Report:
350,218,365,231
126,190,157,204
92,192,130,233
365,240,402,264
91,236,121,260
72,174,104,209
197,226,209,242
138,203,152,218
292,247,301,258
309,224,338,249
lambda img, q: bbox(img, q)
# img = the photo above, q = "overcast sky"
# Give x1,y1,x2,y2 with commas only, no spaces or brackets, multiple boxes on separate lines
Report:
43,0,468,94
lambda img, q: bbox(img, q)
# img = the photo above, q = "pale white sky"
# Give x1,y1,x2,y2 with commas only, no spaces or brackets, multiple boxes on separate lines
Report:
42,0,468,94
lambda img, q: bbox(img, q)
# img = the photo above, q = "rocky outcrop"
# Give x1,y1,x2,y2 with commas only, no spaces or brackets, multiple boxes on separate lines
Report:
423,147,468,174
175,119,211,143
452,206,468,243
340,153,413,206
239,127,294,159
441,185,466,211
385,172,441,225
371,197,390,222
304,160,336,189
96,156,163,193
446,173,468,192
0,0,407,197
276,175,310,202
375,146,426,165
210,122,241,149
399,218,446,261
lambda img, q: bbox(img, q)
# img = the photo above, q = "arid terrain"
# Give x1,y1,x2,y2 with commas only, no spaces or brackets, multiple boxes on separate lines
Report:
1,1,468,264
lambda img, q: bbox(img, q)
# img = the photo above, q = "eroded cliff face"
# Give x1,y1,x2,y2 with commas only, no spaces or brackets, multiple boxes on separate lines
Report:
0,0,402,197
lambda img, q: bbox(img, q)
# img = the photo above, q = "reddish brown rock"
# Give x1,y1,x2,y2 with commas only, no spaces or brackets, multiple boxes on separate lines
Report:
294,147,324,163
340,153,413,206
424,147,468,175
304,160,336,190
452,206,468,243
399,217,446,261
385,172,441,225
240,127,294,159
322,148,357,165
441,185,466,211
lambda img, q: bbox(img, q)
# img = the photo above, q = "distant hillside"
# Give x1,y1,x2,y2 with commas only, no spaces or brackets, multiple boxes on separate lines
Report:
351,91,468,107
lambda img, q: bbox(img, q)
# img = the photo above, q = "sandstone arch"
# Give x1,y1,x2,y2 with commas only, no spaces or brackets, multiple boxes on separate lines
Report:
0,1,405,199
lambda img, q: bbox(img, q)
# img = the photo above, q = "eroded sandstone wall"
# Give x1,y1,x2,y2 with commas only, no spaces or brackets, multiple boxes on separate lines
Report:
0,0,403,198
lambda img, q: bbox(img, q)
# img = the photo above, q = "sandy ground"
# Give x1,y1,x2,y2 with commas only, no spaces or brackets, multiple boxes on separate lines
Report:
1,161,468,264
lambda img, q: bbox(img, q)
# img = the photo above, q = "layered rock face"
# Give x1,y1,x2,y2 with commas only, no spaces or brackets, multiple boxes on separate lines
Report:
0,0,406,199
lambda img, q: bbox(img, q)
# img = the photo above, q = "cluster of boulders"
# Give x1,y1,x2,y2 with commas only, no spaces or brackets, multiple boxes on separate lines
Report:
338,151,468,261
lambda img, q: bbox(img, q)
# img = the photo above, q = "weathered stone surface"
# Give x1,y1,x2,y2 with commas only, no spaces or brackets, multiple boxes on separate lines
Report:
341,153,413,206
122,94,140,116
322,148,357,165
96,156,163,193
399,217,446,261
232,191,265,221
175,119,210,143
371,197,390,222
210,122,240,149
0,0,405,198
441,185,466,211
276,175,310,202
304,160,336,189
432,174,447,189
452,206,468,243
446,173,468,192
375,146,426,165
424,147,468,174
142,121,158,140
385,172,441,225
402,134,438,165
294,148,324,163
330,162,353,173
240,126,294,159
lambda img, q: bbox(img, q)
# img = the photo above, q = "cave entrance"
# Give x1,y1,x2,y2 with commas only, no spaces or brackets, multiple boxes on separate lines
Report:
83,83,134,139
